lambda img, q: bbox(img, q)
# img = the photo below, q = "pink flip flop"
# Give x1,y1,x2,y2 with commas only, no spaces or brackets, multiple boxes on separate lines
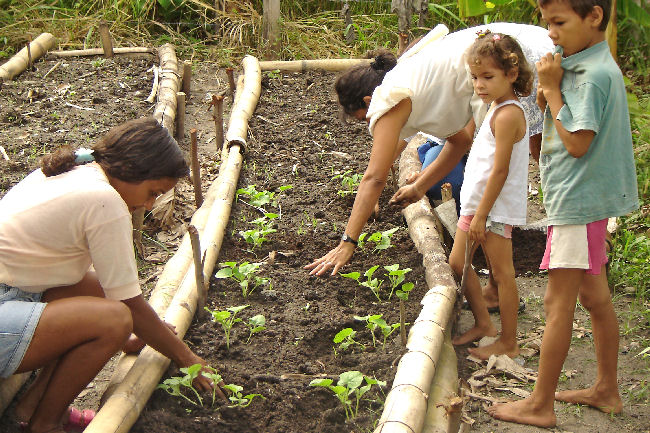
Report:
62,407,95,432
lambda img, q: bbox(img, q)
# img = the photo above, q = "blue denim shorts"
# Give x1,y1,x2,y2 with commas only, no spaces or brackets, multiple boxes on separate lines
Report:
0,283,45,378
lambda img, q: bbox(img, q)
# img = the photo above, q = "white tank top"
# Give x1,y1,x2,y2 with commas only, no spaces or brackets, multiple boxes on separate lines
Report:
460,100,529,226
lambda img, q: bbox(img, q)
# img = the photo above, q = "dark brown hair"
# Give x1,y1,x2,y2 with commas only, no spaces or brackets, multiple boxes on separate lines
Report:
539,0,611,31
465,31,534,97
41,117,189,181
335,51,397,115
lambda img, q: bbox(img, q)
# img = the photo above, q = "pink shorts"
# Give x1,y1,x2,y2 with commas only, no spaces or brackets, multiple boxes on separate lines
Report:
457,215,512,239
539,219,608,275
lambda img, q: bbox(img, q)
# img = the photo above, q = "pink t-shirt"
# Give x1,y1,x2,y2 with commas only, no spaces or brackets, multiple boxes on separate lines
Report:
0,163,141,300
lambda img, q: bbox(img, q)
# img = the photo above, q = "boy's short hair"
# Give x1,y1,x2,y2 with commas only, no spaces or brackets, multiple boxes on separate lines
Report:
539,0,611,30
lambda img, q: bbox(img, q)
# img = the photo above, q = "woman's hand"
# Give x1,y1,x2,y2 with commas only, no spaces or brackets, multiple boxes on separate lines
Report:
468,215,487,244
304,241,355,276
389,182,425,208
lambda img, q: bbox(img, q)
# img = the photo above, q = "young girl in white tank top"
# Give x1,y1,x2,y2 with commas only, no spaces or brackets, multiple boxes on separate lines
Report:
448,31,533,360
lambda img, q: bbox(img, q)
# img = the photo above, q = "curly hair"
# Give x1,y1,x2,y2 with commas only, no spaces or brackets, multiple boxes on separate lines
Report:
335,51,397,115
465,31,533,97
41,117,189,181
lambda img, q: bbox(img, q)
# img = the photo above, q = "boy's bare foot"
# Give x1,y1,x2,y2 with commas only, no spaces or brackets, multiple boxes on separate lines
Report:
488,398,556,428
452,325,497,345
468,339,519,360
555,386,623,414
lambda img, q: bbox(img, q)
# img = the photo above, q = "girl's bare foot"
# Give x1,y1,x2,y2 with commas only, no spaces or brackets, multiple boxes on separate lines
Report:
555,386,623,414
488,397,556,427
468,338,519,360
452,324,497,345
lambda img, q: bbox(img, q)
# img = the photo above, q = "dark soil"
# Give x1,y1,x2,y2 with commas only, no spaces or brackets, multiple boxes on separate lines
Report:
1,57,648,433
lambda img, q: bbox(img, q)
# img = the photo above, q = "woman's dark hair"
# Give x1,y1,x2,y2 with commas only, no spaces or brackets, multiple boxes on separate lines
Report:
335,51,397,115
41,117,189,181
465,31,533,97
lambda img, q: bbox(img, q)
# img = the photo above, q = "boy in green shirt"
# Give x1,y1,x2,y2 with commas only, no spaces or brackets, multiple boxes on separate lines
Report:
488,0,639,427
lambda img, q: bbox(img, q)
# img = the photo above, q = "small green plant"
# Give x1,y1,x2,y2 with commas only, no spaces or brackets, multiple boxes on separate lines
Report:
223,384,265,408
332,170,362,197
205,305,249,350
91,58,106,67
333,327,365,355
246,314,266,343
236,184,292,208
384,264,412,300
367,228,399,252
158,364,222,407
239,212,278,250
309,371,386,420
341,265,385,302
215,261,268,298
354,314,401,349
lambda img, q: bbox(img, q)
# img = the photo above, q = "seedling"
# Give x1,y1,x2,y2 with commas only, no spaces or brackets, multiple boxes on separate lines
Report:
354,314,402,349
367,227,399,252
384,264,412,300
309,371,386,420
236,184,292,208
246,314,266,343
341,265,385,302
215,261,268,298
205,305,249,350
333,327,365,355
158,363,221,407
223,384,264,408
332,170,362,197
240,212,278,249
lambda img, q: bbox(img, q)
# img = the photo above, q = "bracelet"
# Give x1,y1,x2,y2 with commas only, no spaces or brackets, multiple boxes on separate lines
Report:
341,234,358,246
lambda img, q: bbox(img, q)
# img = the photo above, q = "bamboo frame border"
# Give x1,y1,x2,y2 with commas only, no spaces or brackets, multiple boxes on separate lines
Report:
0,33,56,81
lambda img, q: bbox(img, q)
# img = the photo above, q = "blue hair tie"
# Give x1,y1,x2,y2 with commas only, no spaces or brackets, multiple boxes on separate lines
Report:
74,148,95,164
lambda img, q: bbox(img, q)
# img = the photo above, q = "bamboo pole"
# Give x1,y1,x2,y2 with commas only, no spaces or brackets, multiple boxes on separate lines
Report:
153,44,179,133
181,61,192,98
49,47,154,57
422,329,461,433
262,0,281,58
259,58,371,72
0,373,30,416
0,33,56,81
87,56,259,433
225,55,261,149
373,137,459,433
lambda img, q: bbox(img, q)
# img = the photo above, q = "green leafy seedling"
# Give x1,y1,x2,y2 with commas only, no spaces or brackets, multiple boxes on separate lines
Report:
205,305,249,350
396,282,414,344
333,327,365,355
223,384,264,408
200,365,224,406
309,371,385,419
215,261,268,298
332,170,362,197
341,265,385,302
246,314,266,343
157,363,205,406
384,264,412,300
354,314,383,347
367,227,399,252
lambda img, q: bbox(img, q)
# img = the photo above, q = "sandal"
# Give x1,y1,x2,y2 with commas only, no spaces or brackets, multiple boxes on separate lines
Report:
62,407,95,433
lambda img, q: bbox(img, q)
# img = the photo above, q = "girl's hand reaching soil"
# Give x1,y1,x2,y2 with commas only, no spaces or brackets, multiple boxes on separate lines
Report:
305,241,355,276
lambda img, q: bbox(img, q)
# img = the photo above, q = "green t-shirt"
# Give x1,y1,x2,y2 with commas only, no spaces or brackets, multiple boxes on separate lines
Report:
540,41,639,225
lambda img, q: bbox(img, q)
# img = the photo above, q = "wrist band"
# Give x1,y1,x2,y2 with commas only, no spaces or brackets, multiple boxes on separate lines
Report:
341,234,358,246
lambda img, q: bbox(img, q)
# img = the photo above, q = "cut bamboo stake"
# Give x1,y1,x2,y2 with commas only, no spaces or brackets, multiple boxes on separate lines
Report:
188,225,207,318
89,56,258,433
262,0,281,58
226,67,236,96
259,58,371,72
49,47,154,57
373,137,459,433
98,21,114,58
0,33,56,81
175,91,186,141
190,128,203,208
211,94,224,153
181,61,192,98
26,35,33,71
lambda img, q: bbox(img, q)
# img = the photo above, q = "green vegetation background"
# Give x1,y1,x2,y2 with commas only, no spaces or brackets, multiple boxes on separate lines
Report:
1,0,648,372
